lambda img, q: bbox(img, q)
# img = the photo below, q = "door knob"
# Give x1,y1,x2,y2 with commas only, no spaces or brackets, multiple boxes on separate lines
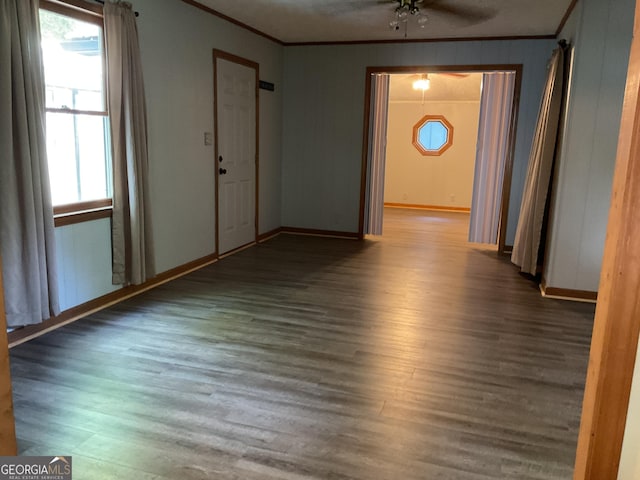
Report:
219,168,227,175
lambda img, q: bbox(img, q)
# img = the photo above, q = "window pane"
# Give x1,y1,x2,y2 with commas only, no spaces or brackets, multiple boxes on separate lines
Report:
419,121,448,151
39,9,105,111
46,112,112,205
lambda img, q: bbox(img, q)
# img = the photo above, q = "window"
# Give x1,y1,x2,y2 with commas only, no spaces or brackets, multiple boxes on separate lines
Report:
39,2,112,222
412,115,454,156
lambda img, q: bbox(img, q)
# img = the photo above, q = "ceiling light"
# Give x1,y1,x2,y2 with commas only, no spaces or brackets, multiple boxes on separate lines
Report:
391,0,428,36
413,75,430,91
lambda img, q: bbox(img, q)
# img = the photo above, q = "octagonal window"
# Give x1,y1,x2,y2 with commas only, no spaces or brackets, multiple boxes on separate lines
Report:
412,115,454,156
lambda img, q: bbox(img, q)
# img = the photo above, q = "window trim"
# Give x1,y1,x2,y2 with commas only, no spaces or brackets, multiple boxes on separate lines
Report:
40,0,103,25
40,0,113,225
53,199,112,227
412,114,454,156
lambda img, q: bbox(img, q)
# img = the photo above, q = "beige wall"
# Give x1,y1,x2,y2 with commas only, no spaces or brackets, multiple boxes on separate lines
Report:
384,101,480,208
618,332,640,480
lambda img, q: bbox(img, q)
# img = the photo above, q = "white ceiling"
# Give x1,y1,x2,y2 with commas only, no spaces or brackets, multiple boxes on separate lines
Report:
192,0,573,44
389,73,483,102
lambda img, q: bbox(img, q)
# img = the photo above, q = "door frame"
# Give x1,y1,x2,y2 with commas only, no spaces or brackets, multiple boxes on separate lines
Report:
358,64,523,254
212,49,260,257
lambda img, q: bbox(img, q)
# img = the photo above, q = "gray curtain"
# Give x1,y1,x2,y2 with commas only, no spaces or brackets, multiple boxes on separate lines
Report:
0,0,60,327
511,47,565,274
104,1,155,286
469,72,516,244
364,74,390,236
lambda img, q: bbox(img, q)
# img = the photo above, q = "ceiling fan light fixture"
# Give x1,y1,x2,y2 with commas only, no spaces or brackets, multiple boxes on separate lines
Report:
413,76,430,91
391,0,428,35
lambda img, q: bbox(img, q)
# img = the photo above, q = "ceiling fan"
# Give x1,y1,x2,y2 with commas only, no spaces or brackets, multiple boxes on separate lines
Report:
406,72,470,91
384,0,496,34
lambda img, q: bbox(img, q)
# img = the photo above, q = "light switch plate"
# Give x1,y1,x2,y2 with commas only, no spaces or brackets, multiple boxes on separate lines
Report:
204,132,213,146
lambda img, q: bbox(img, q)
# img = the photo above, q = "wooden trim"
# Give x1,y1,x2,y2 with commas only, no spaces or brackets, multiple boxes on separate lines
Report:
0,256,17,455
358,63,523,252
8,253,219,348
412,114,454,156
46,108,107,117
219,241,257,259
540,282,598,303
285,34,556,47
181,0,283,45
258,227,282,242
212,50,260,257
54,199,113,227
573,1,640,476
281,227,359,239
54,207,112,227
54,198,112,215
556,0,580,36
40,0,103,24
384,203,470,213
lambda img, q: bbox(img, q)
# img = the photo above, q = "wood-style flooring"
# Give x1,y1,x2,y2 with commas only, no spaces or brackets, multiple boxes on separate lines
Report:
9,209,596,479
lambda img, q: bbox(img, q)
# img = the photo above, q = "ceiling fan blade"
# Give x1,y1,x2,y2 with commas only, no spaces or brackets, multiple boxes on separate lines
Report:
440,72,470,78
423,1,496,26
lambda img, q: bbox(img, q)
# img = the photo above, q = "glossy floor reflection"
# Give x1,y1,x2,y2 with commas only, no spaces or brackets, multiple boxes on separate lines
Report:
10,209,595,479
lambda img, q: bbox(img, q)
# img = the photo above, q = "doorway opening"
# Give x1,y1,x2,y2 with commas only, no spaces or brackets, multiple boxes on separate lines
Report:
359,65,522,253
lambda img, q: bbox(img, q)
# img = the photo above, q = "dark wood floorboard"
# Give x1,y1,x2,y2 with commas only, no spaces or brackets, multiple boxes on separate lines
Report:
9,209,595,479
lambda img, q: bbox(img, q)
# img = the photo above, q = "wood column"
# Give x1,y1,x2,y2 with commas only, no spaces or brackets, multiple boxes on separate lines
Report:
573,1,640,477
0,256,17,454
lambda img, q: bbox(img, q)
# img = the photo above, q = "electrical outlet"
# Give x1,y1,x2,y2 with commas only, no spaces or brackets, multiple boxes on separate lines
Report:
450,194,456,202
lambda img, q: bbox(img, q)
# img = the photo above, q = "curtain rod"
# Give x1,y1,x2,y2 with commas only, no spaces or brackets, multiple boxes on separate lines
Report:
93,0,140,17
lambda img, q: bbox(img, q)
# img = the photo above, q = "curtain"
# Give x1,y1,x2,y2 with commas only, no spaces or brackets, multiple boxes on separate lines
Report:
468,72,516,244
364,74,390,235
511,47,565,274
0,0,60,327
104,1,155,285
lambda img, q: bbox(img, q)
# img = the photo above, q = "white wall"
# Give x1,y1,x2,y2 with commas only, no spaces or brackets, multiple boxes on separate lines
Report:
281,39,555,238
384,101,480,208
544,0,634,292
54,0,284,311
619,332,640,480
55,220,119,312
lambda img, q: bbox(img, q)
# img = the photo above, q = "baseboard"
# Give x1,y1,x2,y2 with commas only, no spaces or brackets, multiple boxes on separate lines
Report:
8,252,219,347
258,227,282,242
384,202,471,213
540,278,598,303
281,227,359,239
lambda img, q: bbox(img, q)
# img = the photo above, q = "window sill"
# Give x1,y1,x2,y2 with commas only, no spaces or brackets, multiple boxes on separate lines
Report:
54,199,112,227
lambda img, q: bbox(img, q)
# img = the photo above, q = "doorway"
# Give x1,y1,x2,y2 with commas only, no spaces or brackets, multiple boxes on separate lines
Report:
213,50,259,256
384,72,482,214
359,65,522,253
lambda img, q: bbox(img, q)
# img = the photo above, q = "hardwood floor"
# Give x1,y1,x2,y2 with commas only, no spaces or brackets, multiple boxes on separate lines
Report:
9,209,595,479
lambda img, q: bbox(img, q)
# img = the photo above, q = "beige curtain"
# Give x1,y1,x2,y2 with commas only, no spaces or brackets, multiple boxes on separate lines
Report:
0,0,60,327
511,47,565,274
469,72,516,244
104,1,154,285
364,74,390,235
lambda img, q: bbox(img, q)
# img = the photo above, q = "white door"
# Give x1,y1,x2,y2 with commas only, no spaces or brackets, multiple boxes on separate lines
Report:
215,57,257,254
